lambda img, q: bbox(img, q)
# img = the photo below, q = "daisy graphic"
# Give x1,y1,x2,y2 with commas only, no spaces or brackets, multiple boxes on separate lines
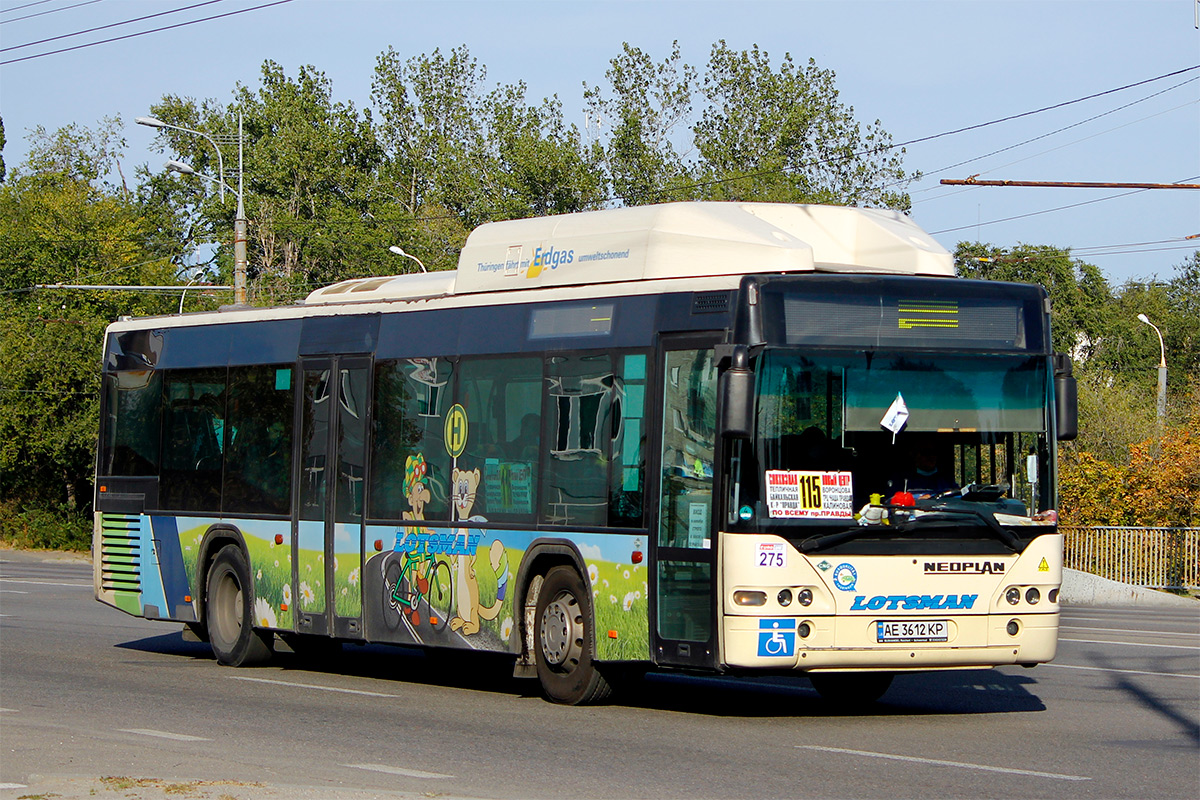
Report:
253,598,277,628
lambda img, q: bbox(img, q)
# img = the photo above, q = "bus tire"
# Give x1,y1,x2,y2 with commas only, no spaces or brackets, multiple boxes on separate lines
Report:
205,544,273,667
534,565,611,705
808,672,893,705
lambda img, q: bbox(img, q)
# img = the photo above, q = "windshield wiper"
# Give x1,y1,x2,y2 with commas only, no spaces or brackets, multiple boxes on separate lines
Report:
908,504,1021,550
797,504,1021,553
798,526,878,553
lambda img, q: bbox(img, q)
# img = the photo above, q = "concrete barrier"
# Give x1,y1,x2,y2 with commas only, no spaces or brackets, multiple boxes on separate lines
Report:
1061,567,1199,607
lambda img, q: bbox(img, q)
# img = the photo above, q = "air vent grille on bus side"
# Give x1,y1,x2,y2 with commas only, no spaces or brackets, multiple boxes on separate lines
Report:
100,513,142,594
692,292,731,314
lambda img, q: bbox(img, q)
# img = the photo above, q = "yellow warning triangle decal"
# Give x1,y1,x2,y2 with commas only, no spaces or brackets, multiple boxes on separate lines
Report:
1038,557,1049,572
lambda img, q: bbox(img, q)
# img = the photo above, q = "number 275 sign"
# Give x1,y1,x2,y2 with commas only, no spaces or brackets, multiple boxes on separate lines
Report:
757,542,787,568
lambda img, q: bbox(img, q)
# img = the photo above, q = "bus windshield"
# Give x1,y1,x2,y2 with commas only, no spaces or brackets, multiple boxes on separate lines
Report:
728,348,1053,536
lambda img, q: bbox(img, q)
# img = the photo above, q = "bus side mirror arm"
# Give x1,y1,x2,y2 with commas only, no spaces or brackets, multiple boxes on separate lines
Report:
719,345,754,439
1053,353,1077,441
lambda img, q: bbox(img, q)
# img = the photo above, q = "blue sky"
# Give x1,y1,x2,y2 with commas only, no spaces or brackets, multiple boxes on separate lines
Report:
2,0,1198,285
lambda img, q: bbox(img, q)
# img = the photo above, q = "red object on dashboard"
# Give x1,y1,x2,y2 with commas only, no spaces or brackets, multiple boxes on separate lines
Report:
891,491,916,507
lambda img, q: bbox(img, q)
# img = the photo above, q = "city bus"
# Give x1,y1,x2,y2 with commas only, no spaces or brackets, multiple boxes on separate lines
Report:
94,202,1077,704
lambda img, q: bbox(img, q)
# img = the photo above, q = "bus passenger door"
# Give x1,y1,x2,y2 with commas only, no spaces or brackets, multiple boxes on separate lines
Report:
296,357,369,639
653,341,720,669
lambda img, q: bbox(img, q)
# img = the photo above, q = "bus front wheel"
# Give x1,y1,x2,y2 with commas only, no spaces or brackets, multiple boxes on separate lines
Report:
205,544,273,667
534,566,611,705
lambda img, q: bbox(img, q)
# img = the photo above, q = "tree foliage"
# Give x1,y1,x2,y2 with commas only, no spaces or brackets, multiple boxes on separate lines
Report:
956,241,1200,525
0,121,180,512
583,41,915,209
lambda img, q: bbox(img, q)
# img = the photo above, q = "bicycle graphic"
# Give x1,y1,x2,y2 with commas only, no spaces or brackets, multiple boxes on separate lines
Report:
380,533,453,633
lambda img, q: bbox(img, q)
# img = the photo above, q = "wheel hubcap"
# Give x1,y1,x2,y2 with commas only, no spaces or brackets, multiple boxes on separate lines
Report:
540,592,582,670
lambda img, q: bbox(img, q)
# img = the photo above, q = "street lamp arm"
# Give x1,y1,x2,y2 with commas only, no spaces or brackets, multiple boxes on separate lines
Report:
139,115,225,203
388,245,427,273
165,161,243,203
1136,313,1167,367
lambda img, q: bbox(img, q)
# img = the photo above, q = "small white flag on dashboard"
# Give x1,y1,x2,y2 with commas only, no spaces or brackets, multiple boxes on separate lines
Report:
880,392,909,442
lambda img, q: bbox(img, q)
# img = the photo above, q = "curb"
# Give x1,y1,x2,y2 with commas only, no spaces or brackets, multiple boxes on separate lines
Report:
1060,568,1198,607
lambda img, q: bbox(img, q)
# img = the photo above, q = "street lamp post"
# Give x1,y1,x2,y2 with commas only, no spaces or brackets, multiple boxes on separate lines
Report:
1137,313,1167,432
140,113,247,305
388,245,427,273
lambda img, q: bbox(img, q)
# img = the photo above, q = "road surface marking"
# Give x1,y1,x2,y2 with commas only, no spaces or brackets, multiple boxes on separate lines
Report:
119,728,211,742
1061,625,1199,637
0,578,91,588
1041,662,1198,680
0,783,28,790
1060,637,1200,651
229,675,399,697
342,763,452,779
795,745,1089,781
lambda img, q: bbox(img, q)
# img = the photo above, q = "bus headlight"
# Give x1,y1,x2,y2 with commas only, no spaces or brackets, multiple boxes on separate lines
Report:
1025,587,1040,605
797,588,813,607
777,589,793,606
1005,587,1020,605
1006,619,1021,636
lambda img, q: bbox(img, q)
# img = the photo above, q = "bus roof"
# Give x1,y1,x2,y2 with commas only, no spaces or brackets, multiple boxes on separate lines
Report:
303,202,954,305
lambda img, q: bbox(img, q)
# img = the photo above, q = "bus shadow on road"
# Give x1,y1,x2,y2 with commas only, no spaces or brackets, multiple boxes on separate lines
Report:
619,668,1047,717
115,633,1047,717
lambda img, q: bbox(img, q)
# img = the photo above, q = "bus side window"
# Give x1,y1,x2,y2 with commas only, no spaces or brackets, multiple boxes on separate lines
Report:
222,365,294,516
159,367,227,513
369,358,455,522
457,357,540,523
540,351,646,528
102,370,162,477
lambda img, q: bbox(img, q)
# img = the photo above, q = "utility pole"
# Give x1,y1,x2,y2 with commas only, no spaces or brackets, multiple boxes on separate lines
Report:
234,112,247,305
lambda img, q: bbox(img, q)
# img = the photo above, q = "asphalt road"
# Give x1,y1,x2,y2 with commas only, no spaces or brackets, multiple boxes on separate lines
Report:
2,550,1197,800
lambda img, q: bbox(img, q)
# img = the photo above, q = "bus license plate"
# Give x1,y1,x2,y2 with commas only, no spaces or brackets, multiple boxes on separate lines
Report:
876,619,948,643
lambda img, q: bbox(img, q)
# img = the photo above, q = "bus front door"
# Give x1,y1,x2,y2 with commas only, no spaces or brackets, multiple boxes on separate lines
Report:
653,342,720,669
295,357,369,639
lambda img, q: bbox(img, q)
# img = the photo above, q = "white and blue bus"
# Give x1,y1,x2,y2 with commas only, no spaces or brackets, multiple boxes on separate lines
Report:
95,202,1077,704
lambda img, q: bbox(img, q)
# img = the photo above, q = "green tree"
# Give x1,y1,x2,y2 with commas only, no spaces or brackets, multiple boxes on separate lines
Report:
372,46,604,227
0,121,178,515
146,62,393,304
693,41,913,208
583,41,696,205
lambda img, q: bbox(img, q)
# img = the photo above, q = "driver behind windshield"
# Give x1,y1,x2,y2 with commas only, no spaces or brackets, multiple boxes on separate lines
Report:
895,438,958,500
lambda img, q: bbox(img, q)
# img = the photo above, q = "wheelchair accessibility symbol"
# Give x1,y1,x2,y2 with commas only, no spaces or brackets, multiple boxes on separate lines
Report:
757,618,796,657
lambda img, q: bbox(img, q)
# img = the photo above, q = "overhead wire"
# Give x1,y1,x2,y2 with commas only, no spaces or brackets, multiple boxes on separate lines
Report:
0,0,107,25
907,80,1200,200
634,63,1200,204
0,0,294,65
0,0,232,53
0,0,60,14
929,175,1200,236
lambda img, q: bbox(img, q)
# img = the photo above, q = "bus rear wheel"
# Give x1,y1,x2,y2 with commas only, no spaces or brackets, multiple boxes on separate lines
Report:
534,566,611,705
808,672,893,706
205,544,273,667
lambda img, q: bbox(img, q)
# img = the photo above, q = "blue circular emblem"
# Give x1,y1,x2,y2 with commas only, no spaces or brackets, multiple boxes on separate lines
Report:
739,505,754,521
832,562,857,592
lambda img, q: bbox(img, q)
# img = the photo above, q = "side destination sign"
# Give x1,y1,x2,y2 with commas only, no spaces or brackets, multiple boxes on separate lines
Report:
850,594,978,611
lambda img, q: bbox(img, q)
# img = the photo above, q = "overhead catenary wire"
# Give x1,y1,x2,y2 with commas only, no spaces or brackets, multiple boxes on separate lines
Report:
0,0,232,54
1,0,107,25
0,0,294,65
